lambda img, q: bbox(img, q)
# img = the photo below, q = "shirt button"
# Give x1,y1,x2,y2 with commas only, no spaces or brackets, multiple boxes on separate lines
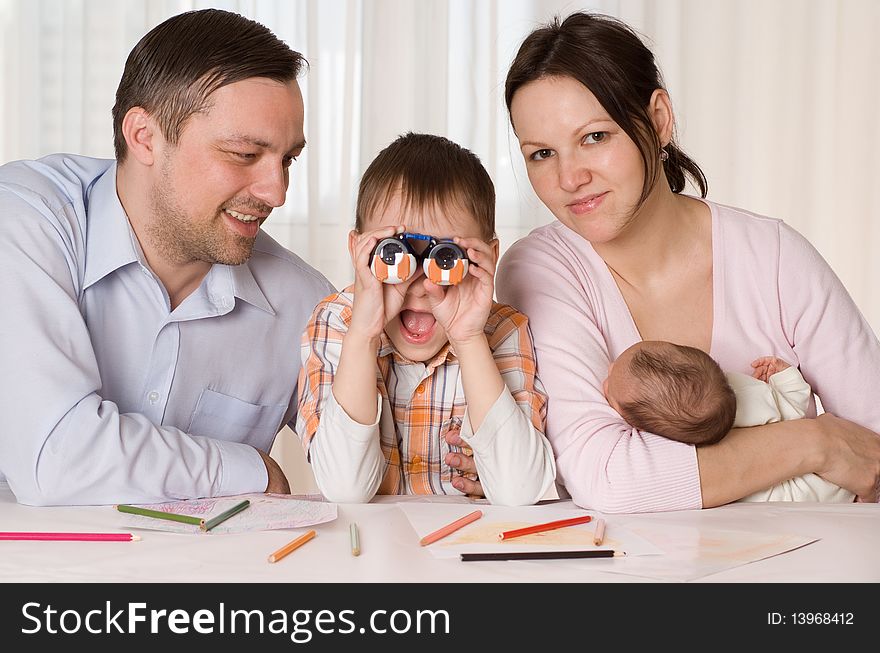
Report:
148,391,160,404
416,382,425,394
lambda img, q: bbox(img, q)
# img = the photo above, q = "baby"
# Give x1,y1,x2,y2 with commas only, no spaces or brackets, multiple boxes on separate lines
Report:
603,341,853,502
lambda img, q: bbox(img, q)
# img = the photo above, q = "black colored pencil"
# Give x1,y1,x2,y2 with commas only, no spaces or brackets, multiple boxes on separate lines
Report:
460,550,625,562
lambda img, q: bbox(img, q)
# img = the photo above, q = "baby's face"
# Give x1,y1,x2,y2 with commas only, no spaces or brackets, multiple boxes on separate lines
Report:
364,190,486,362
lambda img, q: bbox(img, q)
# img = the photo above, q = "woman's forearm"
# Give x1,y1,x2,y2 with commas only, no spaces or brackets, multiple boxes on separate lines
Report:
697,419,823,507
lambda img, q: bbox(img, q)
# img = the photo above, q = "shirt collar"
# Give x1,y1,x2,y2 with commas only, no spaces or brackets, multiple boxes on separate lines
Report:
82,162,138,290
82,164,274,315
378,332,455,371
226,252,275,314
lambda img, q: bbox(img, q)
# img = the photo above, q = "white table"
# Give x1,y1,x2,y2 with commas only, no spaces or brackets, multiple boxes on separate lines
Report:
2,485,878,583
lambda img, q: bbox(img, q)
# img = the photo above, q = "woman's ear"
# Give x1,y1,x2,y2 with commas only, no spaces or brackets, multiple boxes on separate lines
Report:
121,107,158,166
648,89,675,147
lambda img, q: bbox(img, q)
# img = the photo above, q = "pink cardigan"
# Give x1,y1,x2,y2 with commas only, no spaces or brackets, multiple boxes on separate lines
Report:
496,199,880,513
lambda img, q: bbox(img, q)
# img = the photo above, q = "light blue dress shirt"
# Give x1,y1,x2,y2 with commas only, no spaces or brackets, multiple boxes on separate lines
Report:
0,154,334,505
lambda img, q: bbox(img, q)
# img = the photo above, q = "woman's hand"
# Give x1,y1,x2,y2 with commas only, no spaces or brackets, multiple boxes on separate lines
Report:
814,413,880,502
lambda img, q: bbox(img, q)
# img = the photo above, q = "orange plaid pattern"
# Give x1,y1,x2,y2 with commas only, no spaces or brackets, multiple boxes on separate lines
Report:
297,289,547,496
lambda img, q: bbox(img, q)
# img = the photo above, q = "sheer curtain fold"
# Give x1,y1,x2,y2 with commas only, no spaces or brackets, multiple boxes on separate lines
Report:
1,3,878,470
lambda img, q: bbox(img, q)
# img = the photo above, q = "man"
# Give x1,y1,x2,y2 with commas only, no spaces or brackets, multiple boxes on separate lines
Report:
0,9,334,505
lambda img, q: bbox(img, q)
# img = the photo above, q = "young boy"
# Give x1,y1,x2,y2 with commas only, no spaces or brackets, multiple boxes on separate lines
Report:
295,133,556,505
603,341,854,503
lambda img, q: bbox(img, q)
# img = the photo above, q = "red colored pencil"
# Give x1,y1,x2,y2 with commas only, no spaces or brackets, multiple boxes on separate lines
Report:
498,515,592,540
0,532,140,542
420,510,483,546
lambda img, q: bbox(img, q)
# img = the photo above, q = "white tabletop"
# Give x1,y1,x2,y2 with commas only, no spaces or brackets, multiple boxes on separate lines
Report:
1,485,878,583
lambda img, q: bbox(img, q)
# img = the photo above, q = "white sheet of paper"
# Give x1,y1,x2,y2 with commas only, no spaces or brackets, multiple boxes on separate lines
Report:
117,493,337,534
588,522,817,581
398,503,662,558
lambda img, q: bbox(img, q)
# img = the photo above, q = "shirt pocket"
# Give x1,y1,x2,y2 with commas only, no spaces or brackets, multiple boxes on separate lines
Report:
188,389,286,451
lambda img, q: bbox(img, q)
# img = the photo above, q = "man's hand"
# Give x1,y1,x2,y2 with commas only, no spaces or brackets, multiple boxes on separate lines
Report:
444,429,484,498
258,449,291,494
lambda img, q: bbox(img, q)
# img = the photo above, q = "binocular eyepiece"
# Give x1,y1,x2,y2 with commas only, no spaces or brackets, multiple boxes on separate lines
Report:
371,233,469,286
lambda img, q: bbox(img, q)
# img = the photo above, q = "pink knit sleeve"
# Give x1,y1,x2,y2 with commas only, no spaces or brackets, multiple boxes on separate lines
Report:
497,232,701,513
777,223,880,431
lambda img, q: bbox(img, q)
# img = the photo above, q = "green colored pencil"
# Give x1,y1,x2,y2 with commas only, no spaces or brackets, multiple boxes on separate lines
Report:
202,499,251,532
116,504,205,528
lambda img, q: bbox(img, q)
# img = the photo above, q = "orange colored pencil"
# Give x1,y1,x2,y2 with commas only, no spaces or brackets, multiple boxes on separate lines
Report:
267,530,316,563
498,515,592,540
419,510,482,546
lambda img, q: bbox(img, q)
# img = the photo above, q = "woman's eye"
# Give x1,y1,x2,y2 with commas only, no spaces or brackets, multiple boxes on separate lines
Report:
529,148,554,161
583,132,607,144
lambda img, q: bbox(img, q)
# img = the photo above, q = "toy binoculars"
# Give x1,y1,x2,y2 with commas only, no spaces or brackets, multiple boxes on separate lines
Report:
371,233,469,286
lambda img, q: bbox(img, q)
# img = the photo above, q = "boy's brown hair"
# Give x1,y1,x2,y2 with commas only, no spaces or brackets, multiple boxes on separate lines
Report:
355,132,495,241
618,342,736,445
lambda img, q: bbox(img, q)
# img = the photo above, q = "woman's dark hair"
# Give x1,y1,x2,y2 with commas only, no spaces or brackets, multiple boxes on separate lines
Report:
112,9,306,162
505,12,707,205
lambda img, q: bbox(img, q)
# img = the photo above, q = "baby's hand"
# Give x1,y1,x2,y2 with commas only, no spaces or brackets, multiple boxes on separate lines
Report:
750,356,791,382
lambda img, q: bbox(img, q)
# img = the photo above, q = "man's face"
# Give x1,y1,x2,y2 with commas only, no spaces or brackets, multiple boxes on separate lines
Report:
148,77,305,266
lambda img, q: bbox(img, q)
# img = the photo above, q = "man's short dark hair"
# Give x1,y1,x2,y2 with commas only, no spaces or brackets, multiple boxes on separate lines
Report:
112,9,306,162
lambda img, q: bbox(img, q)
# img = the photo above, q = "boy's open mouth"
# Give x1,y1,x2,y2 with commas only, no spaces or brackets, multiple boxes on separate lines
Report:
399,310,436,345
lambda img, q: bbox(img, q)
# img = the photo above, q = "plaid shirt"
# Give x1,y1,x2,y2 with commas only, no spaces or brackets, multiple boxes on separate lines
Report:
296,290,547,496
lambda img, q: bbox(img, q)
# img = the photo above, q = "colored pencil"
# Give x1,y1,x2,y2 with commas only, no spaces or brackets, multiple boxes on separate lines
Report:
202,499,250,532
0,532,140,542
268,530,316,563
498,515,592,540
592,518,606,546
350,523,361,556
116,504,204,527
461,550,624,562
419,510,482,546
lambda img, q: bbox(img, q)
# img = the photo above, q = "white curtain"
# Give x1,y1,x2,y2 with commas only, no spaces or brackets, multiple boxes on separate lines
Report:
3,0,878,486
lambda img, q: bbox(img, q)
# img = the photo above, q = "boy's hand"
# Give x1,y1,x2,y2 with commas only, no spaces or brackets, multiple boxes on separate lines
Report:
751,356,791,382
348,226,408,341
424,237,496,347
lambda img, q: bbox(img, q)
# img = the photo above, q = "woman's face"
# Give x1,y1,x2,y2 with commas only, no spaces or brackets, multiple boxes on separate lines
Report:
510,75,646,245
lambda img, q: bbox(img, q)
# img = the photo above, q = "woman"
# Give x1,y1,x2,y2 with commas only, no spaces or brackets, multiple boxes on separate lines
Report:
483,12,880,513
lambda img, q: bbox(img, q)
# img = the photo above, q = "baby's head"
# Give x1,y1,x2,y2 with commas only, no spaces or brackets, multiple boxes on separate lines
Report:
603,341,736,445
354,132,496,362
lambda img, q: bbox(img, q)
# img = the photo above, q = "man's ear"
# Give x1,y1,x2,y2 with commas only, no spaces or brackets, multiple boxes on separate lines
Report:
648,89,675,147
121,107,158,166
